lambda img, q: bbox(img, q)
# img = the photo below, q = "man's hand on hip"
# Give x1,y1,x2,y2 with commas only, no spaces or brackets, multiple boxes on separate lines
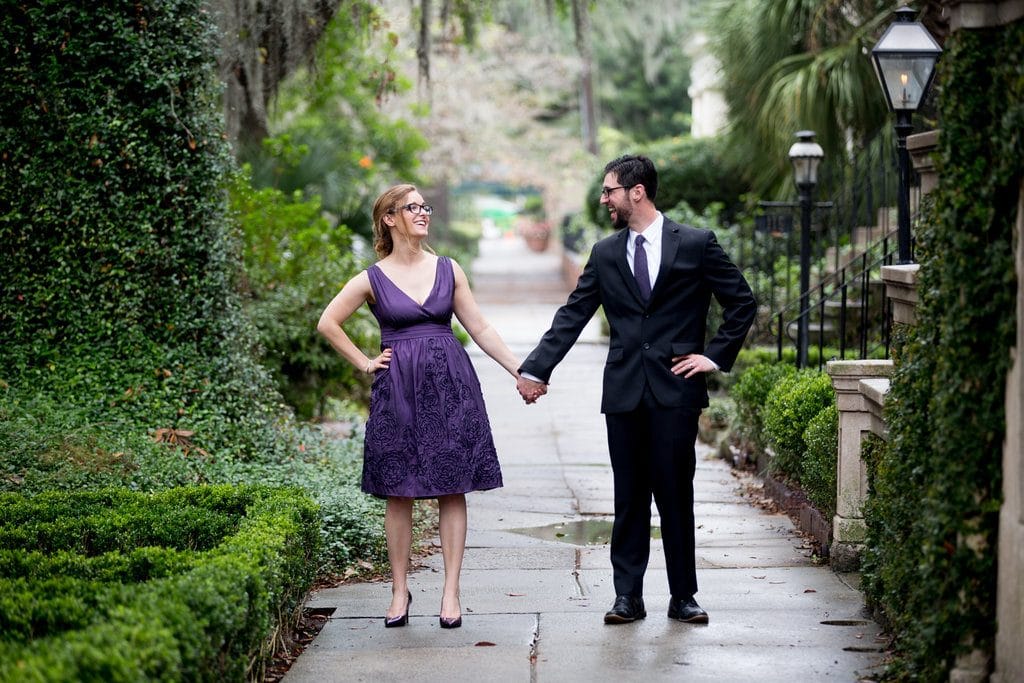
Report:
671,353,717,378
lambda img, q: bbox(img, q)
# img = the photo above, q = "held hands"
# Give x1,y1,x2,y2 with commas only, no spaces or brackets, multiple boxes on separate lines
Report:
365,348,392,374
516,375,547,404
671,353,714,378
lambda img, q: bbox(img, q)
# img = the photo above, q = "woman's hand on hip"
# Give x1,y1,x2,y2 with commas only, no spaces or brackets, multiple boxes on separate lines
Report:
366,348,392,374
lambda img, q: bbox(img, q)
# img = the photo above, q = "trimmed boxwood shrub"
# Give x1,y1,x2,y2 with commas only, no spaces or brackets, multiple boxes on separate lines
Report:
801,404,838,516
762,370,834,483
0,484,319,682
731,360,797,452
0,390,383,575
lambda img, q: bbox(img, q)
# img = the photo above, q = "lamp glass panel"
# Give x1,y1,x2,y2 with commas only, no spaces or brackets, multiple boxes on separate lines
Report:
791,156,820,185
876,55,935,110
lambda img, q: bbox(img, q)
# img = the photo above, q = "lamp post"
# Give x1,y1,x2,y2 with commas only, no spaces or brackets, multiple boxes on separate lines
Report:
789,130,824,370
871,6,942,264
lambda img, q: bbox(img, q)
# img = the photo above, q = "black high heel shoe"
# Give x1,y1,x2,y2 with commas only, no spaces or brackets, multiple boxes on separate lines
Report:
384,591,412,628
439,615,462,629
439,596,461,629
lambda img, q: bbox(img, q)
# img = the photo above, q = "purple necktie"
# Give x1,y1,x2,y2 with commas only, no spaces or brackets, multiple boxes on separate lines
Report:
634,234,651,302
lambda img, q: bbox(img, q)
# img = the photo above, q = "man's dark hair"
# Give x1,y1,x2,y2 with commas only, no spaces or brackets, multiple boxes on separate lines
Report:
604,155,658,202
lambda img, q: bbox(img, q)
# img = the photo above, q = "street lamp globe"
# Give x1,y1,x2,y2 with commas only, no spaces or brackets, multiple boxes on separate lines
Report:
871,6,942,113
789,130,825,189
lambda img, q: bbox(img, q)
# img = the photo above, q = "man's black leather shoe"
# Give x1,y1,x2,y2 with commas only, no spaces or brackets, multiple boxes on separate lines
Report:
604,595,646,624
667,595,709,623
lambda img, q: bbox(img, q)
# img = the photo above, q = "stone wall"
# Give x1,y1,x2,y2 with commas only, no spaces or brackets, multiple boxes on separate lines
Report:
993,177,1023,683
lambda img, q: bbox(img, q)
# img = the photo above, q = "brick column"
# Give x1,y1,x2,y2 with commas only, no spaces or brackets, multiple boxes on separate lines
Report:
826,360,894,571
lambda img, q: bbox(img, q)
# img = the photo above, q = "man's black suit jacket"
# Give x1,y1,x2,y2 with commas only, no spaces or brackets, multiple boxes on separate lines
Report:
520,218,756,413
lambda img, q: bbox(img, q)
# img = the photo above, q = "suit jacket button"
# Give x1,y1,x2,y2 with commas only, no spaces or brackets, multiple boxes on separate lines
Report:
643,343,650,350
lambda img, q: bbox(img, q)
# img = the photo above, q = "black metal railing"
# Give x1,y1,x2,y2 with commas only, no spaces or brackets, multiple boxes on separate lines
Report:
733,130,922,367
768,246,896,369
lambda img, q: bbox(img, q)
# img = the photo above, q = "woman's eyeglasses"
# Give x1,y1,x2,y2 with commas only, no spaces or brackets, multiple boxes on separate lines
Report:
390,203,433,215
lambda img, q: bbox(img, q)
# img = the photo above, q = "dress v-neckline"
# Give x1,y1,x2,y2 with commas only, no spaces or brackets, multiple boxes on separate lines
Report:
375,257,443,308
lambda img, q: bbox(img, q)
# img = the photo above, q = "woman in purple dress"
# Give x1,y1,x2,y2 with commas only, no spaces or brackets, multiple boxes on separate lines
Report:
317,184,522,629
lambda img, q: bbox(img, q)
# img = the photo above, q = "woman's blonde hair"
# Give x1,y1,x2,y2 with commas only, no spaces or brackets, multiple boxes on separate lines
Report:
371,184,417,258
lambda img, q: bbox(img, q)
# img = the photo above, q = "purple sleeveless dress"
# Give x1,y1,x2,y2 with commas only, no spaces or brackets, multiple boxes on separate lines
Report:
362,256,503,498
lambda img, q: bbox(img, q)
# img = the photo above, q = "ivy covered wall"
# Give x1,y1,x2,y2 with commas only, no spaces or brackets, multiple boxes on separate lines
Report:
0,0,287,457
862,20,1023,680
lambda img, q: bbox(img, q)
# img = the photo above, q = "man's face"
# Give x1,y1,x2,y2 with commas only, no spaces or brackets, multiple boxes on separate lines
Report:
599,172,631,230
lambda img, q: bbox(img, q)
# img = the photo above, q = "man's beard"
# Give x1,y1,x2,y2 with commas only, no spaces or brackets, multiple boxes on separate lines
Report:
611,205,631,230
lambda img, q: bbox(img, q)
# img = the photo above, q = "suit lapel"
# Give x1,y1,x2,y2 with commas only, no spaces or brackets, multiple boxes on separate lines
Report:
650,220,681,303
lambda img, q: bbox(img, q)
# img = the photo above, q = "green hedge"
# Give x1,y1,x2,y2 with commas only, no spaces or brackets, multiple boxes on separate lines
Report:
728,360,837,517
0,0,387,580
802,404,838,517
0,392,384,576
0,485,319,682
0,0,285,459
861,23,1022,680
731,360,797,452
762,371,834,483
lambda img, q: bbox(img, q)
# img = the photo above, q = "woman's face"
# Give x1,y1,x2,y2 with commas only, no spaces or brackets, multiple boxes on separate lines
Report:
390,190,430,241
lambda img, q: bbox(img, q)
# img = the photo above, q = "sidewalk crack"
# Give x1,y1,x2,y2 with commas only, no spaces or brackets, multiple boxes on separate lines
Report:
572,548,587,597
529,613,540,682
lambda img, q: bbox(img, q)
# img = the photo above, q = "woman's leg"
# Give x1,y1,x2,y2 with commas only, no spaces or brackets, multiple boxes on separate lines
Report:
385,496,414,618
437,493,467,619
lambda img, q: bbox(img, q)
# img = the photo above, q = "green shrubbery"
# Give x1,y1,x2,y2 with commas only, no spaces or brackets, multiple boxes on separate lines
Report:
0,391,383,574
801,404,838,516
0,485,319,682
730,359,796,452
229,167,378,420
0,0,283,458
859,24,1022,679
0,4,388,679
727,353,837,516
762,371,834,483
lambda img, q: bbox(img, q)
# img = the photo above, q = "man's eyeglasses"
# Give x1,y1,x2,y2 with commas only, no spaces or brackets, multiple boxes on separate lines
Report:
390,203,433,215
600,185,633,198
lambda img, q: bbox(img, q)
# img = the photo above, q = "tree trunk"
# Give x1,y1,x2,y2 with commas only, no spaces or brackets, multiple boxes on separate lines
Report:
570,0,598,155
417,0,433,100
210,0,343,150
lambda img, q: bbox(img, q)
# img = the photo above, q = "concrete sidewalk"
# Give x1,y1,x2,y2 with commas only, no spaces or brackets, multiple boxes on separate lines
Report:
284,237,885,682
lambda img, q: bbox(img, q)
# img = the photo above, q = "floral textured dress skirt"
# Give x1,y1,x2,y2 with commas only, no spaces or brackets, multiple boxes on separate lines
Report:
362,256,503,498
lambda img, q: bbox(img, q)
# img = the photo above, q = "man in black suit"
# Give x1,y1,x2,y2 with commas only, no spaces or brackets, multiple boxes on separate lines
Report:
517,155,755,625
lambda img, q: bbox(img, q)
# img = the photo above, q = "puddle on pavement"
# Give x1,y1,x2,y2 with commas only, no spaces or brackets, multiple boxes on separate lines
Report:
509,520,661,546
